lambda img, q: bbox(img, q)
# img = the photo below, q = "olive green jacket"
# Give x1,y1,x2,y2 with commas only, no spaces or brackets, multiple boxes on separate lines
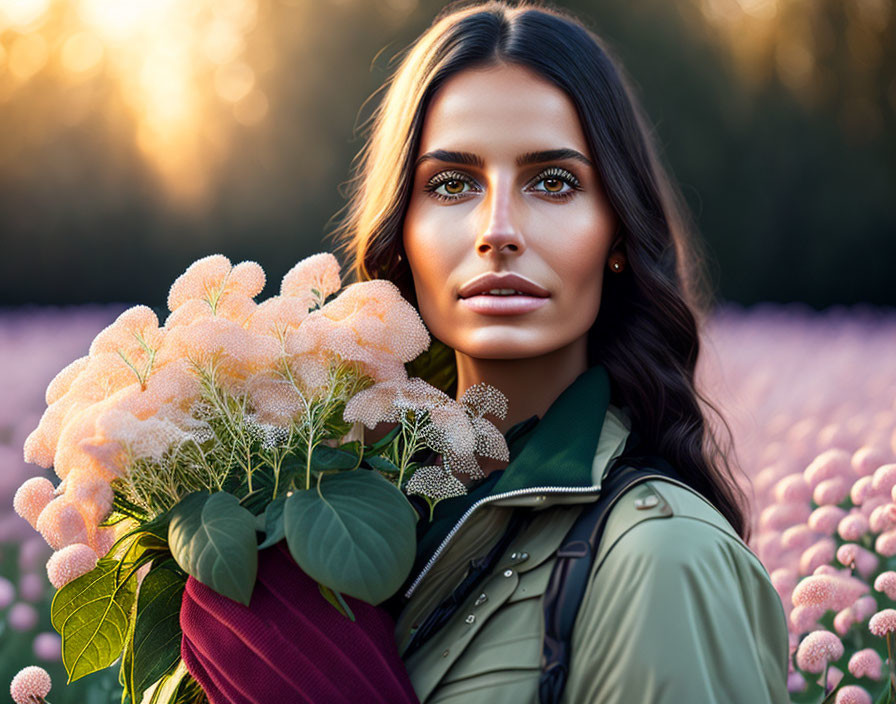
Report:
395,365,791,703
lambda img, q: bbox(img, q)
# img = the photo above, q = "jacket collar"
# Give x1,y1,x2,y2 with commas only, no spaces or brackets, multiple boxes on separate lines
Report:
490,364,625,495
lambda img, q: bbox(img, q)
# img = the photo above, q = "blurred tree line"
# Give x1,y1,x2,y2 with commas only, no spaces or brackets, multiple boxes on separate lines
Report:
0,0,893,308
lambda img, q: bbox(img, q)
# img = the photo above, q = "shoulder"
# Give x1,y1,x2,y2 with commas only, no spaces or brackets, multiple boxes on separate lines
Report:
563,479,792,703
595,477,764,576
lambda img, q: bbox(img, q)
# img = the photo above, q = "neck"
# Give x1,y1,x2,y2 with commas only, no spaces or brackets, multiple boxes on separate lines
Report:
454,334,589,436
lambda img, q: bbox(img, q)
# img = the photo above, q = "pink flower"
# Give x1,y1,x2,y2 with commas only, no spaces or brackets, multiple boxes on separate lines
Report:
166,254,265,326
795,630,844,673
787,671,806,692
852,595,878,622
835,685,872,704
792,574,868,611
32,632,61,663
805,449,852,487
848,648,882,679
13,478,56,529
838,513,869,542
824,665,843,689
868,608,896,636
773,473,811,503
9,665,51,704
799,538,836,574
781,524,816,551
874,571,896,599
813,477,849,506
869,503,896,533
8,602,38,631
851,476,874,506
876,529,896,557
853,446,888,476
759,503,810,532
46,544,98,589
836,543,858,568
0,577,14,609
808,506,847,536
872,464,896,495
791,604,826,633
833,607,854,635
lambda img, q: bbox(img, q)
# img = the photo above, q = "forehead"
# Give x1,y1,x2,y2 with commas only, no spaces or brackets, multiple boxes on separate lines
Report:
418,63,590,157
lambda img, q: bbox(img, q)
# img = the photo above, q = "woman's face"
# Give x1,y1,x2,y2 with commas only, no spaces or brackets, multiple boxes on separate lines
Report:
403,63,618,361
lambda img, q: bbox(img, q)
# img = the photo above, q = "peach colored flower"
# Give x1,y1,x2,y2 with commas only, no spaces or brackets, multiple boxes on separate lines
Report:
838,513,869,542
13,478,56,529
808,506,847,535
35,496,89,550
814,477,849,506
46,544,98,589
848,648,882,679
874,571,896,599
795,630,844,673
246,294,316,341
89,526,118,559
166,255,265,326
64,470,114,527
805,449,852,488
44,355,89,405
344,377,450,430
88,306,165,384
835,685,871,704
10,665,51,704
280,252,342,301
288,280,429,382
870,609,896,636
242,372,306,427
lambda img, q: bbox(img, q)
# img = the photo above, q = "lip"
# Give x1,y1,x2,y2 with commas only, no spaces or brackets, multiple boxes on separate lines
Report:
459,295,549,316
457,272,550,299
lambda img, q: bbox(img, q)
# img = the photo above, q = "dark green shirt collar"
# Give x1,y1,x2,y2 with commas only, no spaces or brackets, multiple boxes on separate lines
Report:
490,364,611,494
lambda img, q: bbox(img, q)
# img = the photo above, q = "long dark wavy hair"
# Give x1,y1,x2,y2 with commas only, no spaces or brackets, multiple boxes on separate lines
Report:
329,0,752,541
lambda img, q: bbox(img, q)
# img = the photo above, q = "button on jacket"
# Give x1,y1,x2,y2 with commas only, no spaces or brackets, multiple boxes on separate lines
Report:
394,364,791,703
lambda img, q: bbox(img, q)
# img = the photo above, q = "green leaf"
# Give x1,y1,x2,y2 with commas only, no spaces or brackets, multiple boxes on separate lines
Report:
131,564,186,700
311,444,360,471
144,659,191,704
258,494,287,550
318,583,355,621
168,492,258,606
366,455,399,474
283,470,417,604
52,557,138,682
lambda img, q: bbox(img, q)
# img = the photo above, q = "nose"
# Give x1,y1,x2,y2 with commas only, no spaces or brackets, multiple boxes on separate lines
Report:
475,176,525,256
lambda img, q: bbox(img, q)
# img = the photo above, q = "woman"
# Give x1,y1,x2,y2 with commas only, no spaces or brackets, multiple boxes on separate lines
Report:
332,1,791,702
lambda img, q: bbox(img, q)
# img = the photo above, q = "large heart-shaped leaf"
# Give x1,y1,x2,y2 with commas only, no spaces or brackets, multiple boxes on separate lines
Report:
168,492,258,606
130,564,186,700
311,444,360,471
258,494,286,550
283,470,417,604
52,557,138,682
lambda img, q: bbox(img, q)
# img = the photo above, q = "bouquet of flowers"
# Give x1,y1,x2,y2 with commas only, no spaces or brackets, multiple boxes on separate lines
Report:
10,252,509,704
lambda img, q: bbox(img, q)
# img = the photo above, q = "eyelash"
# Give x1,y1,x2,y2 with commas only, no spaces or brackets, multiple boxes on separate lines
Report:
422,166,583,202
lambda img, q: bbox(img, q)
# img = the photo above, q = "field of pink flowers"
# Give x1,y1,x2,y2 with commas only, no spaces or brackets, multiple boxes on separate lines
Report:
2,302,895,703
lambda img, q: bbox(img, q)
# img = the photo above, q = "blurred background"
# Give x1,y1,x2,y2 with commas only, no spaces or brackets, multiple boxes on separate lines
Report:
0,0,893,700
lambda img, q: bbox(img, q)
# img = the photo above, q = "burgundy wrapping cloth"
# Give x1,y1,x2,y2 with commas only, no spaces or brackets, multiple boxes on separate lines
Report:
180,540,419,704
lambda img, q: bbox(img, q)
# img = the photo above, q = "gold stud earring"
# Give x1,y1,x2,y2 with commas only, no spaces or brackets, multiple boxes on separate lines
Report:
608,252,626,273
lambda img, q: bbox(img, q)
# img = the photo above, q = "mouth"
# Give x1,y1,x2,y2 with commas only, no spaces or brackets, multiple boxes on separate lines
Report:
458,290,550,316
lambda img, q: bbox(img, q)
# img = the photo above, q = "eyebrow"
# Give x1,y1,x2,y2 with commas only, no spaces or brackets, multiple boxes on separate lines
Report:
414,148,593,170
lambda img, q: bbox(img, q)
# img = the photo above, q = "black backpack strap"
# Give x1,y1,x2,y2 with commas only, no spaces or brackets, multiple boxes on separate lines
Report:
538,457,684,704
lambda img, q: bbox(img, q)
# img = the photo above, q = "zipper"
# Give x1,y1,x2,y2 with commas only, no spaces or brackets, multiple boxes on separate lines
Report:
403,472,696,599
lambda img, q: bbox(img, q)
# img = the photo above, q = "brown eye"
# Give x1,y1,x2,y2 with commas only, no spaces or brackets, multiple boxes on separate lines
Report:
444,180,465,194
543,177,564,192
